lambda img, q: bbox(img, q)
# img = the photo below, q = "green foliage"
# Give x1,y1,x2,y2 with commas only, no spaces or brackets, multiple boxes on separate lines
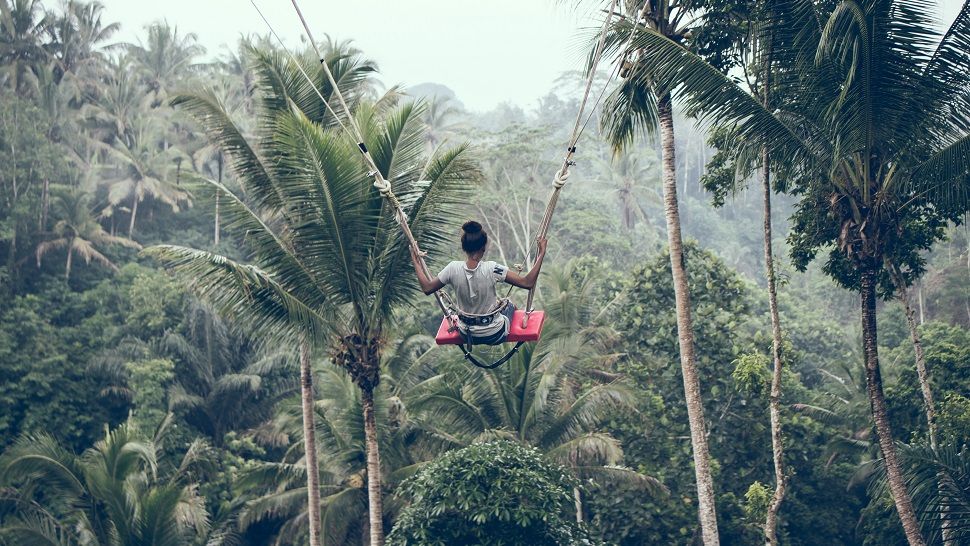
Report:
884,320,970,444
0,421,209,545
388,441,599,546
125,264,186,338
126,357,174,434
593,243,763,544
744,480,771,521
0,285,128,450
733,352,771,397
938,394,970,445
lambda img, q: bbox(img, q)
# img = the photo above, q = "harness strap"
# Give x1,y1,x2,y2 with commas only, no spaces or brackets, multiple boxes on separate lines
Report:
456,342,524,370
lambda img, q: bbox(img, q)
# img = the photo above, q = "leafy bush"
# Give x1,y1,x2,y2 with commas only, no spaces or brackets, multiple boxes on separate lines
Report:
388,441,600,546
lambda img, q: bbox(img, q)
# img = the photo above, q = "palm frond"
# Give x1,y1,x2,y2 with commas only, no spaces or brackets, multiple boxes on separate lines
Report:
142,245,331,344
608,19,812,167
319,486,366,546
1,434,86,498
170,89,283,214
269,108,376,315
868,444,970,543
909,134,970,213
573,464,668,497
544,432,623,468
183,175,333,311
601,74,658,151
238,487,308,531
538,383,633,450
0,512,76,546
921,0,970,133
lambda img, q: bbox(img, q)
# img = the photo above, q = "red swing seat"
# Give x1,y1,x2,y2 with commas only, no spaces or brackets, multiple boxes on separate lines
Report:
435,310,546,345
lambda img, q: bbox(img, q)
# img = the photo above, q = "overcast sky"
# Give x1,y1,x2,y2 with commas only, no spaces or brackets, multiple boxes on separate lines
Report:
99,0,965,112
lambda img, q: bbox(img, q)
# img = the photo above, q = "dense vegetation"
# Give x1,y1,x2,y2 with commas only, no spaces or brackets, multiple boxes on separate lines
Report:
0,0,967,545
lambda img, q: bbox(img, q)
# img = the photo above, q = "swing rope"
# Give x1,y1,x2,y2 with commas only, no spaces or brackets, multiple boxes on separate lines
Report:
520,0,619,328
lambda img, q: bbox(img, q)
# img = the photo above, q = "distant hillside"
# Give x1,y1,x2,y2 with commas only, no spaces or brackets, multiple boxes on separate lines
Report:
406,82,465,110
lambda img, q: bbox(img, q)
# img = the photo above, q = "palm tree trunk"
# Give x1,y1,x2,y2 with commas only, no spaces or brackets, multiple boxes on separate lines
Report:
128,196,139,238
860,267,925,546
362,385,385,545
896,282,937,449
65,246,73,280
893,276,952,542
300,341,322,546
761,149,786,546
6,228,16,282
215,156,222,246
214,192,221,246
40,178,49,231
574,487,584,523
657,94,719,546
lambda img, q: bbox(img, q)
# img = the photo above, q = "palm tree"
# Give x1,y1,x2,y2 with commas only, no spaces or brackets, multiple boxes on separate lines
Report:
609,1,970,542
0,421,209,545
145,42,478,546
102,116,190,237
126,21,204,107
0,0,49,95
414,263,663,520
690,2,791,540
239,334,444,545
593,150,658,230
422,95,463,150
47,0,119,81
164,300,298,446
35,186,140,280
600,2,720,542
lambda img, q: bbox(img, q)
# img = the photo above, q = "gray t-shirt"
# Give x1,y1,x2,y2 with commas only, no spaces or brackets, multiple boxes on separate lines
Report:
438,260,509,336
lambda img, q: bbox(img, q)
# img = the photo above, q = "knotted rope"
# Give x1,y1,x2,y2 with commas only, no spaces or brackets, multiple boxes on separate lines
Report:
520,0,618,327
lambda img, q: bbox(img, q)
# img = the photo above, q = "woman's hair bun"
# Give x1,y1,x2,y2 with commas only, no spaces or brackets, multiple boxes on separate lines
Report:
462,221,483,234
460,220,488,253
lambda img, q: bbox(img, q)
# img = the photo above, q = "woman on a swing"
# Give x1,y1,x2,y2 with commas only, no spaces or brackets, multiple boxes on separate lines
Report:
410,221,547,345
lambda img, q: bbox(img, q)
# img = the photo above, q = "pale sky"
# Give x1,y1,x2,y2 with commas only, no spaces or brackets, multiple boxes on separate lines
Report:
99,0,965,113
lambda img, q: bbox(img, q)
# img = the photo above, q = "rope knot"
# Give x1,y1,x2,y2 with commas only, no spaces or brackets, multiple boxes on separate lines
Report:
553,168,571,189
373,177,393,197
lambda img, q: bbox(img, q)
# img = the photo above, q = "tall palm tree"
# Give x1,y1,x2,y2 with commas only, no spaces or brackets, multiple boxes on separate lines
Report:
0,422,209,545
691,2,791,540
608,1,970,543
0,0,49,95
35,186,140,280
600,2,720,542
422,95,463,150
102,116,189,238
47,0,119,82
81,56,152,167
593,150,658,230
146,42,478,546
126,21,204,107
